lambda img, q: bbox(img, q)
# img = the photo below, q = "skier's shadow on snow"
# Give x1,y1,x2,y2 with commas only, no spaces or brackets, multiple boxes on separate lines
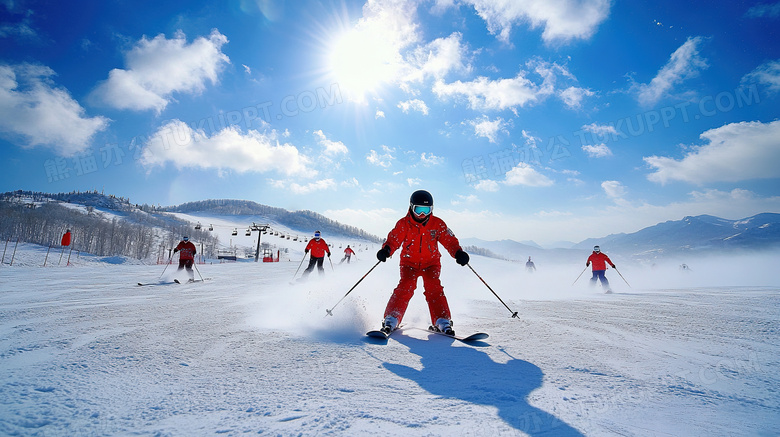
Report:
383,334,584,436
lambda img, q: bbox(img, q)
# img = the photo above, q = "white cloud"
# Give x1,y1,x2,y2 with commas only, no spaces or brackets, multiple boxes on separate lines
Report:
601,180,627,198
461,0,611,43
314,130,348,156
474,179,500,191
432,74,539,111
375,109,386,119
742,59,780,94
397,99,429,115
636,36,708,106
745,2,780,18
559,86,594,109
341,177,360,188
0,64,109,156
469,115,509,143
406,177,422,186
504,163,554,187
288,179,337,194
582,122,618,137
582,143,612,158
140,120,312,175
432,59,580,111
403,32,472,83
451,194,480,205
644,120,780,184
366,145,396,167
90,30,230,113
419,152,444,166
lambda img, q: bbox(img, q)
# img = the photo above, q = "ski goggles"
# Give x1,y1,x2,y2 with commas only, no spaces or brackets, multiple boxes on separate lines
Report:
314,232,321,239
412,205,432,216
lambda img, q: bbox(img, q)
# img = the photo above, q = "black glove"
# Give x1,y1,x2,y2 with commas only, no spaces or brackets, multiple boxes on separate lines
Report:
611,264,616,268
305,249,309,254
586,262,589,267
173,248,179,253
327,252,331,257
377,245,391,262
455,249,469,266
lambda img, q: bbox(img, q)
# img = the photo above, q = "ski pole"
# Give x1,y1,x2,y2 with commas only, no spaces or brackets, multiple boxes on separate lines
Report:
613,267,631,288
572,266,588,286
159,253,173,278
193,261,205,281
467,264,519,318
293,253,308,279
325,260,381,317
328,255,334,271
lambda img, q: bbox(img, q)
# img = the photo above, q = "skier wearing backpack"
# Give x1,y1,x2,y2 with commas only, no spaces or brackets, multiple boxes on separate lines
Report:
586,245,615,292
376,190,469,335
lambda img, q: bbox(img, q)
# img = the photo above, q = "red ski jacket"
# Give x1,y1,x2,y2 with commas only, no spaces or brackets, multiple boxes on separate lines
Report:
344,247,355,256
587,251,614,270
383,212,462,269
174,241,197,260
305,238,330,258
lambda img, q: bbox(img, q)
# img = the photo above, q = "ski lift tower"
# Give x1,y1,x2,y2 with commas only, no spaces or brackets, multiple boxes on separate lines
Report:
249,223,271,262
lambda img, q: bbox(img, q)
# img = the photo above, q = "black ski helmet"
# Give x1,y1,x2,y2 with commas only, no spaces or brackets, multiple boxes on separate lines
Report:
409,190,433,222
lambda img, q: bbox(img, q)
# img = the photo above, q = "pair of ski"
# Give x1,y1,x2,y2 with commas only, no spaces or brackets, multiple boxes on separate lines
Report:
367,326,488,343
137,278,211,286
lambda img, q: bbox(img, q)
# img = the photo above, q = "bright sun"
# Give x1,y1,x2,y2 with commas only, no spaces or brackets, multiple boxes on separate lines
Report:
328,28,398,101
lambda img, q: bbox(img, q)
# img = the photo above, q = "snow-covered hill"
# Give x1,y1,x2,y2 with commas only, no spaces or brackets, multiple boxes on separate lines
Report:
1,246,778,436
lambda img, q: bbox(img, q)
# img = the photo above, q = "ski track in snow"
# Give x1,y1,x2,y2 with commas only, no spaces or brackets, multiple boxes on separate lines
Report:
0,254,779,436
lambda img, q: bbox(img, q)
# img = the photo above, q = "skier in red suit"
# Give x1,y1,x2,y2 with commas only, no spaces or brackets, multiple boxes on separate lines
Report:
339,245,356,264
586,245,615,292
376,190,469,335
174,236,197,281
302,231,331,278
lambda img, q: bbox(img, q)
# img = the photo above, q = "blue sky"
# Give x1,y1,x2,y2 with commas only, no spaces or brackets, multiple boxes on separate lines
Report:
1,0,779,245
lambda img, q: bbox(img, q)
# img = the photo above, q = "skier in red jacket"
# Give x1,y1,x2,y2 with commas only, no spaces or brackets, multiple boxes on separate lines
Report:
302,230,331,278
173,236,197,281
586,245,615,292
376,190,469,335
339,245,356,264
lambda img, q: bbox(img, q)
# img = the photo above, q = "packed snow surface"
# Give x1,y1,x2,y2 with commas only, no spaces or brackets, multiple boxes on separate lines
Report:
1,248,779,436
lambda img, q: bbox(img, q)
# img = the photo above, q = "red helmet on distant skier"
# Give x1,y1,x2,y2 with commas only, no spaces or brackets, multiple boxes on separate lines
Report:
409,190,433,223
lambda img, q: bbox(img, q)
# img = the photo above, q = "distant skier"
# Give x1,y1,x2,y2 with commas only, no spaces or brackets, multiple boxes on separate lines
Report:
339,245,356,264
302,230,330,278
61,229,72,247
525,256,536,272
173,236,197,281
376,190,469,335
586,245,615,292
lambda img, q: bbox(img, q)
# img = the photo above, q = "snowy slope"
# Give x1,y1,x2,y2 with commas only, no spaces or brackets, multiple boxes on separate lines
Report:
1,247,779,436
168,211,379,262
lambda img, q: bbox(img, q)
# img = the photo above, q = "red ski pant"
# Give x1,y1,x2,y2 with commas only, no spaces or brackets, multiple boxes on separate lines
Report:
384,264,451,325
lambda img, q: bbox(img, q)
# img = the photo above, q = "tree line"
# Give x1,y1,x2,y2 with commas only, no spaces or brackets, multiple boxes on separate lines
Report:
0,194,220,261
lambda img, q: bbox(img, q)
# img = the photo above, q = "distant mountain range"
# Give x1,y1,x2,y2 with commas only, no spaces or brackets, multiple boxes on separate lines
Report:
573,213,780,258
457,213,780,263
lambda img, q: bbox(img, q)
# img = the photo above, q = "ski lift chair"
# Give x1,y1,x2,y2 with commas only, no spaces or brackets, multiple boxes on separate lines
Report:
195,222,202,230
232,228,238,236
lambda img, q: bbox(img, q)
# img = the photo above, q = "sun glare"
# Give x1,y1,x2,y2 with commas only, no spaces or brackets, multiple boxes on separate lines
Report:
328,28,398,101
